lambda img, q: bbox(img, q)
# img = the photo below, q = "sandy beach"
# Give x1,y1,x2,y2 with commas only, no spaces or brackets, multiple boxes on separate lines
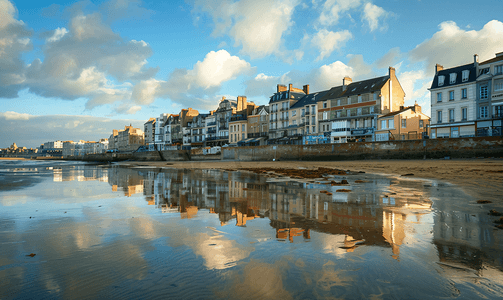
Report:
119,158,503,204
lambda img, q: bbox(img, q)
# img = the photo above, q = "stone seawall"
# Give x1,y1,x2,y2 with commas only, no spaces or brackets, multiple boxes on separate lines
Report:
222,137,503,161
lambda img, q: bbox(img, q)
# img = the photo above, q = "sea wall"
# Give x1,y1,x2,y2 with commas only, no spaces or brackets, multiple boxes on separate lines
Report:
222,137,503,161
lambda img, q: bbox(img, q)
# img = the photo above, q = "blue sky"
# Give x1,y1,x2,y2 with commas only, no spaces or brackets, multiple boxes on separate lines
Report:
1,0,502,148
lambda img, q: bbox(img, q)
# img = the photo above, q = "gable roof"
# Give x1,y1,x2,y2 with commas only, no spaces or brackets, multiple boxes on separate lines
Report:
479,54,503,65
318,76,389,101
430,63,476,90
291,90,329,109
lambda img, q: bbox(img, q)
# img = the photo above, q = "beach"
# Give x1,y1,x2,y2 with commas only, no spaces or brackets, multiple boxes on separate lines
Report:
119,158,503,203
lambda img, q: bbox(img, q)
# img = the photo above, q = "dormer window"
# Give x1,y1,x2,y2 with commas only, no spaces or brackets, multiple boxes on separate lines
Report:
479,68,489,76
438,75,445,86
462,70,469,82
449,73,457,84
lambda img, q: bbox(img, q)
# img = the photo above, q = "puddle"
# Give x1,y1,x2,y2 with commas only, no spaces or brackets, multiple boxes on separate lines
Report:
0,161,502,299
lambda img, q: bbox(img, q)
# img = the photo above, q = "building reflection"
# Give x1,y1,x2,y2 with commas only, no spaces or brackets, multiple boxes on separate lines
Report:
51,165,502,272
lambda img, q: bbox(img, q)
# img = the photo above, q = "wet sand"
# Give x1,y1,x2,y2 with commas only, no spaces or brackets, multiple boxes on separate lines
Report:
119,159,503,203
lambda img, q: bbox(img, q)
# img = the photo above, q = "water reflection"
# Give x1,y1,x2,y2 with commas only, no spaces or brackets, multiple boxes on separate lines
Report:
1,161,502,299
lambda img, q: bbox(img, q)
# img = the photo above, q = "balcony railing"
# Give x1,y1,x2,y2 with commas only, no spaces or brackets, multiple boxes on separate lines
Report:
219,125,229,130
304,111,310,115
247,132,268,138
206,122,216,126
280,116,289,121
280,107,289,111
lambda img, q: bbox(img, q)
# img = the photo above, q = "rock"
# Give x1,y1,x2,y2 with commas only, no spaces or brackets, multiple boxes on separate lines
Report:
26,253,36,257
476,200,492,204
489,209,503,216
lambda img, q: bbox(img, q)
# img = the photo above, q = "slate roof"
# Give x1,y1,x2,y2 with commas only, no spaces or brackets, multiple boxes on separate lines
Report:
269,91,305,104
255,105,270,113
430,63,476,90
479,54,503,65
291,90,329,109
318,76,389,101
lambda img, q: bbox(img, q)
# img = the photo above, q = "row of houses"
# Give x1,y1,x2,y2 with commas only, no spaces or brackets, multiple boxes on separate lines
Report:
144,66,432,150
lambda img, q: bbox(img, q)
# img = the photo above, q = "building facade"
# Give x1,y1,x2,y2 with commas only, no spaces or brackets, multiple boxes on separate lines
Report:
375,103,430,141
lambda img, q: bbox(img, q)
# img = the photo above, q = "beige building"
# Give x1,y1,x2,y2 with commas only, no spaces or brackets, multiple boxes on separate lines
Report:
243,105,269,146
144,118,156,149
375,103,430,141
109,125,144,152
318,67,405,143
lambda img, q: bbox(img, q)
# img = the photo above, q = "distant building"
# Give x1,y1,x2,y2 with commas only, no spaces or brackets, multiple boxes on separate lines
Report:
144,118,156,150
109,125,144,152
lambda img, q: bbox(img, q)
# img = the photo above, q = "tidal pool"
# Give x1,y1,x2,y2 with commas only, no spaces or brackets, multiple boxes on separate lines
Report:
0,160,502,299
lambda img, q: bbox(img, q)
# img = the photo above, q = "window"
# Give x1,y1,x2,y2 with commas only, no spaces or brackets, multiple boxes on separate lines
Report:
242,133,245,140
388,119,394,128
462,88,467,99
451,127,459,138
401,119,407,128
337,99,341,106
480,86,488,99
462,70,470,82
381,120,386,129
449,91,454,101
438,75,445,86
312,126,316,133
358,95,362,103
449,73,457,84
437,111,442,123
449,109,455,122
357,108,362,115
479,68,489,75
437,93,442,102
419,120,424,128
323,112,328,120
495,79,503,91
323,102,327,108
311,106,315,114
370,106,374,114
292,110,297,116
373,93,378,100
301,109,305,116
311,116,315,124
495,105,503,118
242,124,245,131
480,106,488,118
496,65,503,75
462,107,467,121
306,127,309,134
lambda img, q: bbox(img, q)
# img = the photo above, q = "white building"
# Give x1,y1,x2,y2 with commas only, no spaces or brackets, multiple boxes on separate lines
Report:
429,56,478,138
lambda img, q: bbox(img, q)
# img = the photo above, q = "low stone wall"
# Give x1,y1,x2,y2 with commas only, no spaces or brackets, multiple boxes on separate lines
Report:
222,137,503,161
132,151,162,161
160,150,190,161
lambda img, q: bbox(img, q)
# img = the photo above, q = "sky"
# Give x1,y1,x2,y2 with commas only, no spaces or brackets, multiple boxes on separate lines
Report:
1,0,502,148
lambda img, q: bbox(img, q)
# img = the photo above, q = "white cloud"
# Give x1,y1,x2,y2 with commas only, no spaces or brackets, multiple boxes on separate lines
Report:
316,60,354,89
311,29,352,61
318,0,361,27
192,0,300,59
375,47,401,69
134,50,254,110
361,2,389,32
0,0,32,98
116,104,142,115
131,78,161,105
46,27,68,42
409,20,503,75
1,111,31,120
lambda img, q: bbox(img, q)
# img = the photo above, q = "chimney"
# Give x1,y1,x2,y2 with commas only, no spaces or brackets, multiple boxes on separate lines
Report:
389,67,396,78
399,106,404,110
303,84,309,94
474,54,479,69
220,96,226,102
413,101,421,113
342,76,352,91
288,83,293,91
277,84,287,93
435,64,444,74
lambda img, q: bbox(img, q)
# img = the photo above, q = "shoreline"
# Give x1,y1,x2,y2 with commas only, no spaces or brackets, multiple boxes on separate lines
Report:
117,158,503,203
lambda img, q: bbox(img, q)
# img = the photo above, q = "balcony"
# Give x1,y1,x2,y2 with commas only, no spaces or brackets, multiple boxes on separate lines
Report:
207,128,216,134
288,133,303,137
280,107,289,111
247,132,268,138
219,125,229,130
206,122,216,126
280,116,289,121
230,116,247,122
269,118,277,123
304,111,310,115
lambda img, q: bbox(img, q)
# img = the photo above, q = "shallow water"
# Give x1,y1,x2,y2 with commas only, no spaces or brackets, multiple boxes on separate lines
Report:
0,160,502,299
